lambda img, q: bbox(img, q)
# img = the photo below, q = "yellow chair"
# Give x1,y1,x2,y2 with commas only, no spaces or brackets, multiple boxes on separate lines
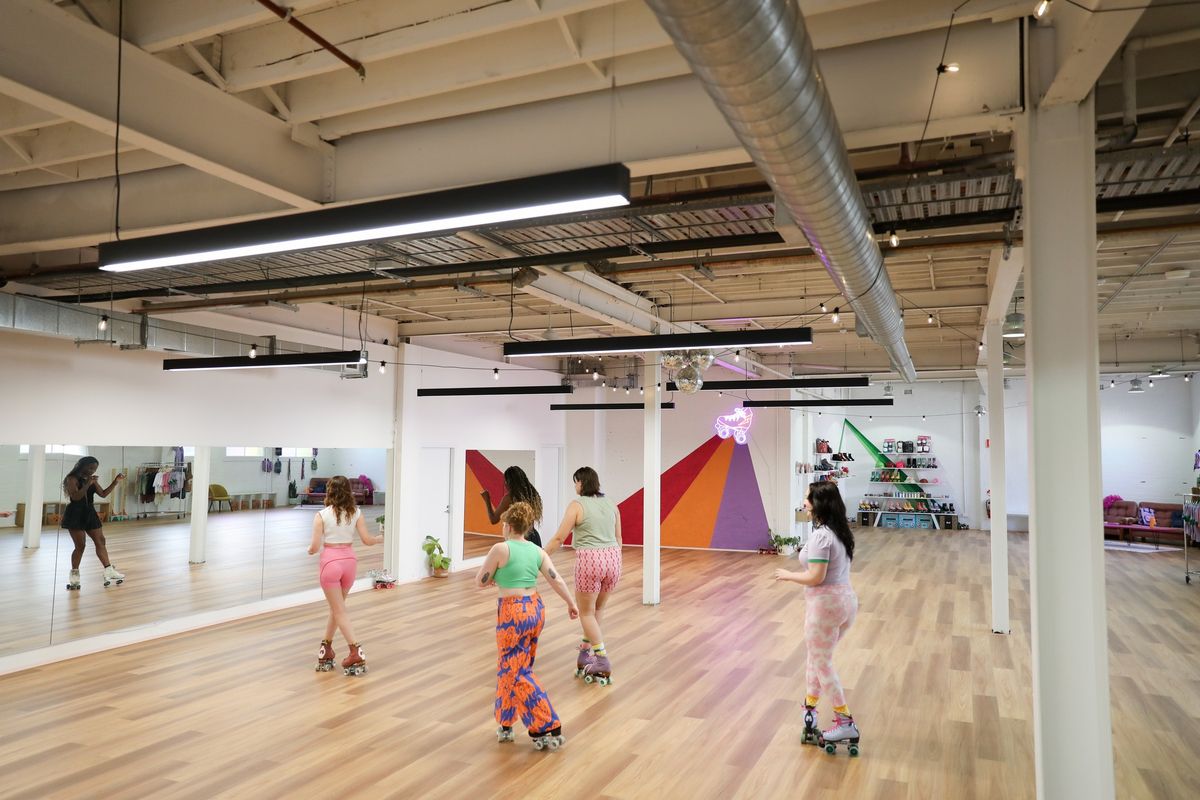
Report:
209,484,233,512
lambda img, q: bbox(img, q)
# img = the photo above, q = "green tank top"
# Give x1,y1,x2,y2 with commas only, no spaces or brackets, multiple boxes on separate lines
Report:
493,539,542,588
572,495,618,549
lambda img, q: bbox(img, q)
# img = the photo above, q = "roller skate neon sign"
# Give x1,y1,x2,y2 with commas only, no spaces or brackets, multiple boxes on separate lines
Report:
714,407,754,444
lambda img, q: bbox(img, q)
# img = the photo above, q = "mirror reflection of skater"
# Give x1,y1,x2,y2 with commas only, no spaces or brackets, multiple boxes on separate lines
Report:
545,466,622,686
61,457,125,590
476,502,578,750
308,475,382,676
774,481,861,756
480,466,545,547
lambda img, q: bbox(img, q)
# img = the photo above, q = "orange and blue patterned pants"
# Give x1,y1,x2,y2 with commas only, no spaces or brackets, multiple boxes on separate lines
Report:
495,593,560,734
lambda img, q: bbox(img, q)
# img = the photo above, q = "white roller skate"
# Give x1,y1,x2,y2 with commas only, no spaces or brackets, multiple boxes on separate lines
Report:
65,569,81,591
801,705,820,746
342,643,367,676
102,565,124,587
316,639,336,672
820,714,861,757
496,726,515,744
531,728,565,751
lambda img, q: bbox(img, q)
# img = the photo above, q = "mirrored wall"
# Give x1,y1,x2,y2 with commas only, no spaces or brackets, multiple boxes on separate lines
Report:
0,444,388,659
463,449,537,560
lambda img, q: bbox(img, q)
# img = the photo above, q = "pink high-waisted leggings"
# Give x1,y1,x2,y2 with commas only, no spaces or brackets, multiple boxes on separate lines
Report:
804,584,858,708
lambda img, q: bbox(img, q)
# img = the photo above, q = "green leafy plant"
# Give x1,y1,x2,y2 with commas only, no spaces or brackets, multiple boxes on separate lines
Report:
375,515,385,524
422,535,451,571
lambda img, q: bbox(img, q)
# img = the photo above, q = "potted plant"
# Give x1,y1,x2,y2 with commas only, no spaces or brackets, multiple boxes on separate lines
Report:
375,514,386,534
769,532,797,556
422,535,451,577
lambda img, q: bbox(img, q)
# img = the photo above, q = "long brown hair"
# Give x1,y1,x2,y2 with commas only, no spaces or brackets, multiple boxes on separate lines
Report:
572,466,603,497
808,481,855,560
324,475,357,525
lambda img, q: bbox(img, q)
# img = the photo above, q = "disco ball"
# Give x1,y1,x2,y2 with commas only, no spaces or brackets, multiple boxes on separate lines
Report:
688,350,715,371
660,350,686,370
675,364,704,394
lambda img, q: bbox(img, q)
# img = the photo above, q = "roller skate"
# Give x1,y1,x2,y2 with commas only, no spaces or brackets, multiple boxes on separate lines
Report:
819,714,861,757
801,705,821,745
496,726,515,744
65,569,81,591
342,643,367,676
316,639,336,672
574,645,594,678
102,564,124,587
582,654,612,686
531,727,565,751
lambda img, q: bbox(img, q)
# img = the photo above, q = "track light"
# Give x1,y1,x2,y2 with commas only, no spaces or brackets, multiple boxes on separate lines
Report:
493,368,500,381
249,344,257,359
831,307,840,324
378,361,386,375
1034,0,1051,18
98,315,108,332
888,230,899,248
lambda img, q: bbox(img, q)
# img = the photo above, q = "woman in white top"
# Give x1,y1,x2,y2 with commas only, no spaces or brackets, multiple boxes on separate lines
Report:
307,475,382,675
774,480,860,755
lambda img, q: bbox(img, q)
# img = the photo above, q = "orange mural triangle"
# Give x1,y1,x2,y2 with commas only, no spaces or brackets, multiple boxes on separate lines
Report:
661,438,735,548
464,464,501,535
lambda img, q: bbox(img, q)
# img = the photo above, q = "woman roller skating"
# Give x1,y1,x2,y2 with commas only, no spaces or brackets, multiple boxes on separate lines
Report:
60,457,126,590
476,501,578,750
774,481,861,756
307,476,382,676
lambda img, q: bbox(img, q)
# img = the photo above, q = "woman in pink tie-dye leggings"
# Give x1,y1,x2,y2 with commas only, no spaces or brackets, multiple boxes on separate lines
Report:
775,480,860,756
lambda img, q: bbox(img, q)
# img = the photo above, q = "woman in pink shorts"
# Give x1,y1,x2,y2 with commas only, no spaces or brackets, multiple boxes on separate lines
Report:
545,466,621,685
307,476,382,675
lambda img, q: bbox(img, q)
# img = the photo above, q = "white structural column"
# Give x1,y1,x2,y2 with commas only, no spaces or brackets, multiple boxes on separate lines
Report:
22,443,45,549
188,446,212,564
642,361,661,605
984,322,1010,634
1021,93,1113,798
384,343,409,580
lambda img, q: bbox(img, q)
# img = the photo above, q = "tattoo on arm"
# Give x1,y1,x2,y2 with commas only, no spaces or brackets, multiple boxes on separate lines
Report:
548,569,557,580
480,571,490,585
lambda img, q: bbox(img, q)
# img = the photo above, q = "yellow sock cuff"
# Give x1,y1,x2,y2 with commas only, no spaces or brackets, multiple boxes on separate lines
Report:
805,696,819,708
833,705,850,717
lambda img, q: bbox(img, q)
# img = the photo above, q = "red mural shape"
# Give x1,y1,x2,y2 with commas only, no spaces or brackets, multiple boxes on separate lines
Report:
617,435,726,546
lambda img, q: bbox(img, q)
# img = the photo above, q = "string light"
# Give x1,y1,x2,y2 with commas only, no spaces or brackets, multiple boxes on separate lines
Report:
938,62,960,74
927,313,934,325
1148,377,1154,388
734,350,741,362
978,341,984,352
1110,378,1116,388
922,415,926,421
625,386,630,395
592,369,599,380
640,386,644,395
832,307,840,324
493,368,499,381
820,302,827,313
888,230,900,248
248,343,257,359
1034,0,1051,18
98,315,108,332
378,361,386,375
1185,373,1192,383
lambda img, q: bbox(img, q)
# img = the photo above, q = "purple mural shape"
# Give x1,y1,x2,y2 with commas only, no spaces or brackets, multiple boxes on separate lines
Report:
709,442,771,550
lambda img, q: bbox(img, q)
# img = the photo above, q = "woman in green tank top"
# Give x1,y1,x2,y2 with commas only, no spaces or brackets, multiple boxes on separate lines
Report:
475,501,577,750
545,466,623,685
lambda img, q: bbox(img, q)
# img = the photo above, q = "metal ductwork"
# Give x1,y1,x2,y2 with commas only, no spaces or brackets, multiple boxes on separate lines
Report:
645,0,917,381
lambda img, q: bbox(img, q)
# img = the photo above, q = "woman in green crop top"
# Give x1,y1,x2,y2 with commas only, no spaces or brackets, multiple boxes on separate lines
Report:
475,501,577,750
545,466,622,685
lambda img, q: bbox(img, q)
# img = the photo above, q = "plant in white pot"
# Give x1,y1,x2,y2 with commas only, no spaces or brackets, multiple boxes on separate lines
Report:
375,514,386,535
422,535,451,577
769,532,797,556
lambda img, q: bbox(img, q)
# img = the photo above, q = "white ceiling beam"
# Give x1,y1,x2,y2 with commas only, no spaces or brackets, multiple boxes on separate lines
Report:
0,95,63,137
124,0,332,53
218,0,616,93
986,246,1024,322
284,2,669,123
1039,1,1146,108
804,0,1028,50
180,41,227,90
0,149,174,192
260,85,291,121
0,122,134,174
0,0,327,209
0,165,288,256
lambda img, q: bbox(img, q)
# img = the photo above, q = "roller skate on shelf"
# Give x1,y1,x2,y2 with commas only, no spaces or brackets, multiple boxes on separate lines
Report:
496,726,515,744
342,643,367,676
531,727,565,751
801,705,821,746
102,564,124,587
316,639,336,672
66,568,81,591
819,714,861,757
574,645,595,678
582,654,613,686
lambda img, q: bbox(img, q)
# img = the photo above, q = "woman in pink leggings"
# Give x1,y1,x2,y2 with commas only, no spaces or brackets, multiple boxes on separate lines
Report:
775,480,860,755
307,476,382,676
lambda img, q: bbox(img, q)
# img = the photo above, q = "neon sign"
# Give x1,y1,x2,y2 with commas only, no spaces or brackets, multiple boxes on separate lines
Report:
714,407,753,444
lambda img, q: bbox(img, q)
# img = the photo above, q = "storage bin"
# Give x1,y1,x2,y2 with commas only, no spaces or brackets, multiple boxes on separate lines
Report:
880,513,899,527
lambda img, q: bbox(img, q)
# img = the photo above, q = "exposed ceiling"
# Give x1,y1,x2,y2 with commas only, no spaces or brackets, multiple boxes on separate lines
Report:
2,0,1200,379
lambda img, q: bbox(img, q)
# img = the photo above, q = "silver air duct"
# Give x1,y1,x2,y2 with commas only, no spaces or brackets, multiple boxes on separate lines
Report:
646,0,917,381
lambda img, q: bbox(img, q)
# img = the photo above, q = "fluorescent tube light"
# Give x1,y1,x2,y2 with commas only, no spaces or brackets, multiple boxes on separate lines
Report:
665,376,869,392
163,350,365,371
100,165,630,272
416,385,574,397
742,399,894,408
503,327,812,358
550,403,676,410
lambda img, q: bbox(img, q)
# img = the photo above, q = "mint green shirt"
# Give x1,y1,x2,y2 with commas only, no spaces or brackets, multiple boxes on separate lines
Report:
572,495,619,549
493,539,542,588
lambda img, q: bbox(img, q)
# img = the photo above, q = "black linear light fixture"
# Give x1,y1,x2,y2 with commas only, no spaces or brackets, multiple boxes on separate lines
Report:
99,164,631,272
503,327,812,358
550,402,676,410
417,385,575,397
163,349,365,371
742,398,894,408
665,376,868,392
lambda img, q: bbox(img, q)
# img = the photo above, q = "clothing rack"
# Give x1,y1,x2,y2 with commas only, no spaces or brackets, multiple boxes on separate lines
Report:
132,462,191,520
1183,499,1199,585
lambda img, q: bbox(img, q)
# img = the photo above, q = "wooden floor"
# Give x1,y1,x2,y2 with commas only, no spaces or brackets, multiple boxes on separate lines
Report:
1,529,1197,799
464,531,500,559
0,507,383,656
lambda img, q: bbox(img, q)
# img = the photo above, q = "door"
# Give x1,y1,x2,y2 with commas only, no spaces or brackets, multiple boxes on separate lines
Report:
418,447,453,564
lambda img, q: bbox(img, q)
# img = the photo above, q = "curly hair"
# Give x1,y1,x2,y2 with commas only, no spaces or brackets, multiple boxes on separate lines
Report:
503,466,543,524
501,501,535,536
324,475,357,525
63,456,99,494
